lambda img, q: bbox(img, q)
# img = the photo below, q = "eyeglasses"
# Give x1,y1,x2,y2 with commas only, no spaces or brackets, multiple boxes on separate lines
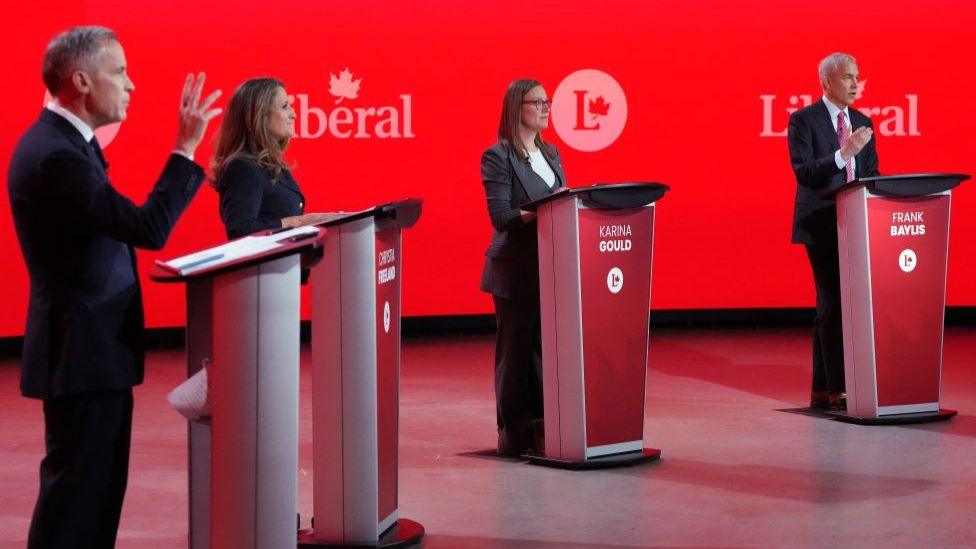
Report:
522,99,553,110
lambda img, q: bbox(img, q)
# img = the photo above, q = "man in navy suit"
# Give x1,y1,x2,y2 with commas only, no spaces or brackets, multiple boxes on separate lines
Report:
7,26,221,547
788,52,879,410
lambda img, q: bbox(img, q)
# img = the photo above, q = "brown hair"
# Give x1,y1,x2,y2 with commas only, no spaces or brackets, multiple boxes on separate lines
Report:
42,26,119,96
497,78,554,159
211,77,291,187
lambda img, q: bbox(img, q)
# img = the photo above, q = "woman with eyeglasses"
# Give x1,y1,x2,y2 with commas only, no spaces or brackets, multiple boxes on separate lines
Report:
212,77,333,240
480,78,566,457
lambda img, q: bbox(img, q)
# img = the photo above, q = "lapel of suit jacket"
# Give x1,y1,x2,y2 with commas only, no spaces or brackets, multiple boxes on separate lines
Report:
811,100,841,151
545,148,567,189
278,171,305,205
40,109,133,264
509,147,558,203
850,112,871,179
40,109,107,177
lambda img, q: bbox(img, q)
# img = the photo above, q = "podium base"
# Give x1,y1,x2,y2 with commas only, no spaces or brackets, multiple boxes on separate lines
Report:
522,448,661,470
297,519,424,548
827,408,957,425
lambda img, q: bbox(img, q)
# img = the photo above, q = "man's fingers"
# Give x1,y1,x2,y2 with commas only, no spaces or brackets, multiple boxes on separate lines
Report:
190,72,206,107
180,74,193,107
202,108,223,122
198,89,222,112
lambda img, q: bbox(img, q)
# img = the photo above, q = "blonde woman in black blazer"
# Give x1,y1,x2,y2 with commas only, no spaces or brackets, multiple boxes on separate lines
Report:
480,79,565,456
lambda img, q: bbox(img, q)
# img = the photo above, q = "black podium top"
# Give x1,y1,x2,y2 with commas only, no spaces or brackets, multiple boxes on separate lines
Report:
820,173,970,199
523,182,669,211
314,198,423,229
151,199,423,283
150,226,324,282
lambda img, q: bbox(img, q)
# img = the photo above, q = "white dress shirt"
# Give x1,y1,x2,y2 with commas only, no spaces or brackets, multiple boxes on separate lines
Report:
822,96,856,174
45,100,193,161
527,149,556,188
46,101,95,143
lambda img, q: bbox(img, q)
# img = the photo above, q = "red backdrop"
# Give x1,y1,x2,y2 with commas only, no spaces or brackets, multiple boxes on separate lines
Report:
3,0,975,337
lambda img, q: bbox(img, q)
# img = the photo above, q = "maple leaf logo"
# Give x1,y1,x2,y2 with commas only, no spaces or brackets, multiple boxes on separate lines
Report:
329,68,361,104
588,95,610,119
854,79,867,101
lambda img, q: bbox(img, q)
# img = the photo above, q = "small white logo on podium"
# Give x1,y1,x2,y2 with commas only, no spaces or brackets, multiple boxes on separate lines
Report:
607,267,624,294
899,249,917,272
383,301,391,333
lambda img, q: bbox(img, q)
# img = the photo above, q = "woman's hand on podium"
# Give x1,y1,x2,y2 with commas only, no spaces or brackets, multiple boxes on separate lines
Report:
520,209,536,223
281,212,345,228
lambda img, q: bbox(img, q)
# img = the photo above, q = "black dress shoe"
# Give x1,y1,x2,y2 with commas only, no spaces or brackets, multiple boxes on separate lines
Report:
532,422,545,455
497,426,535,457
810,391,830,409
828,392,847,411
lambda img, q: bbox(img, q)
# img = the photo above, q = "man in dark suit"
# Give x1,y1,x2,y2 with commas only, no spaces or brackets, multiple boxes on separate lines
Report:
7,26,221,547
788,52,879,410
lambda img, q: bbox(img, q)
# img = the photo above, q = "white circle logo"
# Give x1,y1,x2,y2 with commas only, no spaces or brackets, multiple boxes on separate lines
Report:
899,249,917,273
551,69,627,152
607,267,624,294
383,301,391,333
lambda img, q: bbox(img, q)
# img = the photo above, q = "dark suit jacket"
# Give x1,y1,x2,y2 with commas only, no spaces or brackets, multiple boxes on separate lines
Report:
480,141,565,299
216,156,305,240
7,109,205,399
788,99,880,245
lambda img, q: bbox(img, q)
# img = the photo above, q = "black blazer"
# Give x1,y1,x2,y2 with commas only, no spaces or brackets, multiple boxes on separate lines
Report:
480,141,566,299
7,109,205,399
216,156,305,240
788,99,880,245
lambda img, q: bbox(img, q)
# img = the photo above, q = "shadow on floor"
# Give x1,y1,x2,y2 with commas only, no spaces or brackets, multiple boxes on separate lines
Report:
421,534,725,549
456,448,525,463
651,330,810,406
893,412,976,438
604,457,936,504
775,407,836,419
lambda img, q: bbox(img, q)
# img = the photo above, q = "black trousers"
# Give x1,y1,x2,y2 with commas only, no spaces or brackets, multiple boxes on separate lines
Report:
805,240,846,394
28,389,134,549
492,294,544,454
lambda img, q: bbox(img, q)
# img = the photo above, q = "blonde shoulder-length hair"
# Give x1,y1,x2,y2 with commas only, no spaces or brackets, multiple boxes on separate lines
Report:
211,77,292,188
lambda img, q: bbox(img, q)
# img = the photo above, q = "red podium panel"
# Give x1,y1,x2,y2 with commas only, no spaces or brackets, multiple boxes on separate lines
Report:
831,174,968,423
529,183,667,467
301,200,423,547
578,208,653,450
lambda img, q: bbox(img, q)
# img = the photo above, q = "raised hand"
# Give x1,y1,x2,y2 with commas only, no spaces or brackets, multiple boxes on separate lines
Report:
174,73,222,158
840,126,873,161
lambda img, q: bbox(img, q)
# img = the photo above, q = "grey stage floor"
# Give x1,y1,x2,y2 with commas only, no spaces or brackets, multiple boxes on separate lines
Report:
1,327,975,548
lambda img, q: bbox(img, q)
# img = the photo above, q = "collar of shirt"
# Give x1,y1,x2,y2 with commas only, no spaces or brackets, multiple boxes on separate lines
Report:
821,96,850,132
46,100,96,144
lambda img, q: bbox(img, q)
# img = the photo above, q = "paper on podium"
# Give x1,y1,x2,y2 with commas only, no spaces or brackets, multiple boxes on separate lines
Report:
158,225,320,275
168,367,210,421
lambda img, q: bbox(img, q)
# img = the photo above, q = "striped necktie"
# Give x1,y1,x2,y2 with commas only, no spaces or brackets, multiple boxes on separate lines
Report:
836,112,854,182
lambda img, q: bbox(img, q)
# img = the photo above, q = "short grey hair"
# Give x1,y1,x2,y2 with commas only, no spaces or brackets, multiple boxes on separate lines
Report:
42,26,118,95
818,52,856,87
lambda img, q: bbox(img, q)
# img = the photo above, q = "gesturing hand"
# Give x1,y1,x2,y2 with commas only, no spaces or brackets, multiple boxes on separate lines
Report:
840,126,873,162
174,73,223,158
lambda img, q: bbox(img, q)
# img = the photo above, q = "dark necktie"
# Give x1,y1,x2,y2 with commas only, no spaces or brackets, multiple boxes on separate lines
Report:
88,138,109,171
